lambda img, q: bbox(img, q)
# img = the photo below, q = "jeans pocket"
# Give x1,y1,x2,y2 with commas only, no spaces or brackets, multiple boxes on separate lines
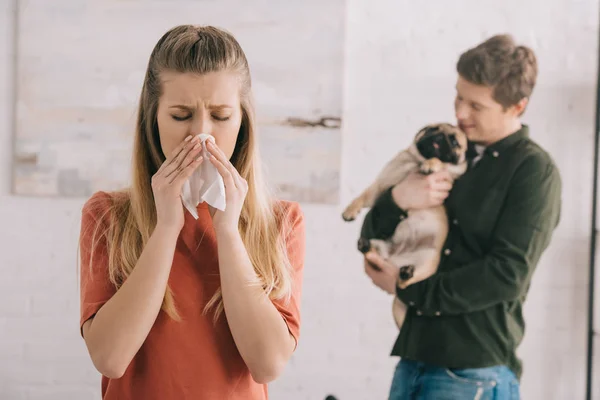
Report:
443,368,499,388
421,368,497,400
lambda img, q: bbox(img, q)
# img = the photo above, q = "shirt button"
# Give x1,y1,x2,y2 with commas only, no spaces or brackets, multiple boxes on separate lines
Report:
409,301,415,306
452,219,458,225
492,151,499,158
416,310,422,316
435,311,441,316
444,248,451,256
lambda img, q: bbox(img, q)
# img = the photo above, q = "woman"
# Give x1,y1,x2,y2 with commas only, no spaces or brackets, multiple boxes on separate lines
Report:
78,25,305,399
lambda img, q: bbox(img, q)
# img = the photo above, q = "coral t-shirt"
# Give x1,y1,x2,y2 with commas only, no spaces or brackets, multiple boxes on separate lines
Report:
79,191,305,399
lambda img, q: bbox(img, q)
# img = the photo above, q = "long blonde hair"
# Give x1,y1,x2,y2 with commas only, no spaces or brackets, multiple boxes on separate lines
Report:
83,25,293,322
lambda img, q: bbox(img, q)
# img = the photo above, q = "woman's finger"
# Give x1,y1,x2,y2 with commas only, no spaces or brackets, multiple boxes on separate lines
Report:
209,153,237,190
157,135,194,173
164,140,202,179
227,161,245,189
205,140,228,164
206,141,245,187
171,155,204,186
168,143,204,184
206,140,241,181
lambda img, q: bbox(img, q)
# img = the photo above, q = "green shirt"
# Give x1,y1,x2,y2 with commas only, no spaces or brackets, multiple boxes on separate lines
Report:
360,125,562,380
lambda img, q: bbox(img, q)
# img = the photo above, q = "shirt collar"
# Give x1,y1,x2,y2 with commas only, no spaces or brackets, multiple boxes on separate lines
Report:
485,124,529,155
467,124,529,159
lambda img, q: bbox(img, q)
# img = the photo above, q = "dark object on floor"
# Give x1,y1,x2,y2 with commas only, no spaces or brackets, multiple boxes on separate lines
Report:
325,396,338,400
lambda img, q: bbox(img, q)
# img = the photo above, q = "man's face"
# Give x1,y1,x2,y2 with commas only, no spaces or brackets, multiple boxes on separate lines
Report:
454,76,525,145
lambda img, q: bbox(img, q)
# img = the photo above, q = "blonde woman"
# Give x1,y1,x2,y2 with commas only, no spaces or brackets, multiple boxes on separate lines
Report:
78,25,305,399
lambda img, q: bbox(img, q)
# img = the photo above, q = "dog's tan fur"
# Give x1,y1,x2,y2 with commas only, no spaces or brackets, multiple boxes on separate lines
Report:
342,123,469,329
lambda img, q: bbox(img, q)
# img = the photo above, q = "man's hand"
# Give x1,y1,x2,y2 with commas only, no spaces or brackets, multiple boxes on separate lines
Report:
391,170,453,210
364,252,400,295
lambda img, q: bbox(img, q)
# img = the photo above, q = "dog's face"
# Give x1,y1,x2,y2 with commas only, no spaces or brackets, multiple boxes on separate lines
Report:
413,123,468,164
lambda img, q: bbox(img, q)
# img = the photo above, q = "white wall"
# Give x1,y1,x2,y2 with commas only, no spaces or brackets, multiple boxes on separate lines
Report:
1,0,599,399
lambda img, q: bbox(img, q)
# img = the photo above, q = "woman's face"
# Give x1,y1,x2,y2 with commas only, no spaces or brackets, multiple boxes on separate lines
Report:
156,70,243,160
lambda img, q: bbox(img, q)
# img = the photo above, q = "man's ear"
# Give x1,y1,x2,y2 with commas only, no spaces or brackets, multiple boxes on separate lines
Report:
509,97,529,117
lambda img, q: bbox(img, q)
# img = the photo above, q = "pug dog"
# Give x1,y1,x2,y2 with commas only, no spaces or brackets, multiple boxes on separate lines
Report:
341,123,468,329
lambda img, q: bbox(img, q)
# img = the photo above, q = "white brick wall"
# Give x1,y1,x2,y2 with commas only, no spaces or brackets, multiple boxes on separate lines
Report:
1,0,599,399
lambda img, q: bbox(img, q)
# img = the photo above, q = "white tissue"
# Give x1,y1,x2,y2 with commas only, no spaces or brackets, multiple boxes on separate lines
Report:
181,133,226,219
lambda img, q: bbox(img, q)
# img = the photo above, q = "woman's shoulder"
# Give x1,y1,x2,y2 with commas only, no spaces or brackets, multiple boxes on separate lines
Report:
81,189,129,221
273,199,304,231
274,198,303,217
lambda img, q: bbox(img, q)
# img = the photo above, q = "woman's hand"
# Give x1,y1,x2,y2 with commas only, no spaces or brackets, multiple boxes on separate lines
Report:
205,140,248,234
152,135,204,233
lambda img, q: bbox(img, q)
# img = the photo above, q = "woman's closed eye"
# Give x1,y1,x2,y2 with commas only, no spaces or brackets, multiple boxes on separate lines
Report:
171,114,191,121
212,114,231,122
170,114,231,122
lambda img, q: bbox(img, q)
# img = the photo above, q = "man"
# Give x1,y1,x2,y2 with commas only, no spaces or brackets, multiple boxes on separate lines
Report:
362,34,562,399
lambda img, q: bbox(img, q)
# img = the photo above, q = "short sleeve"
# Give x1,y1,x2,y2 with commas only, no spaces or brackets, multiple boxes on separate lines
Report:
79,191,117,336
271,201,305,350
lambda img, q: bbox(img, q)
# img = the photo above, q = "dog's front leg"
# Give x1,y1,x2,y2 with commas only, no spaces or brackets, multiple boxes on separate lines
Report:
341,151,418,221
420,157,444,175
341,182,382,222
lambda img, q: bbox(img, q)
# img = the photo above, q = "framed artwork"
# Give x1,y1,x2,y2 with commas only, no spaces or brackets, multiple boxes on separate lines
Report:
13,0,345,204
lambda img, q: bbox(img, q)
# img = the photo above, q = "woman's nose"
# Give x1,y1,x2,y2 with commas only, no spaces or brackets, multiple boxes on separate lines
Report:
190,114,211,135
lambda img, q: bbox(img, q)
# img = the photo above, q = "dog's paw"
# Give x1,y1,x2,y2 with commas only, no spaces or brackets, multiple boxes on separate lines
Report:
420,158,443,175
342,211,357,222
341,201,362,222
357,237,371,253
399,265,415,281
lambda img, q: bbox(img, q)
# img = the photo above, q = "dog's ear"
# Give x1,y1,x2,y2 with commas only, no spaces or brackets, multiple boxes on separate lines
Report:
414,125,431,142
447,124,468,149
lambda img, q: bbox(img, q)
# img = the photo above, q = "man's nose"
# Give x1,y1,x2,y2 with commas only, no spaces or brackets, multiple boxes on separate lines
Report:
455,104,469,121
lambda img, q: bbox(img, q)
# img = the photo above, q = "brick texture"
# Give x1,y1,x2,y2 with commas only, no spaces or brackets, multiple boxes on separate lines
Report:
0,0,598,399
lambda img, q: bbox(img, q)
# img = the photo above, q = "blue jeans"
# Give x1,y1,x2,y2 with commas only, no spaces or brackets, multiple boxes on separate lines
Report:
389,359,520,400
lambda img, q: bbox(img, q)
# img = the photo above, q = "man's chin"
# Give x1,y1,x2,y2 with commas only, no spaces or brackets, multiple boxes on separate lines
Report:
465,132,477,141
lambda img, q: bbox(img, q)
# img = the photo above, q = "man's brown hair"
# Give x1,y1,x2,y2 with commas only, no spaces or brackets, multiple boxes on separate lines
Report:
457,34,537,111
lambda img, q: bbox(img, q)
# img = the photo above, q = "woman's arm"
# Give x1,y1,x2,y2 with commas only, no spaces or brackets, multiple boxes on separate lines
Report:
82,225,179,379
217,228,296,384
205,140,303,384
81,136,204,378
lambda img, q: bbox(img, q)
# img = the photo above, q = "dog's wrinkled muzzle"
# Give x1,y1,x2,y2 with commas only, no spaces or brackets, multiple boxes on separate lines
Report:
416,127,461,164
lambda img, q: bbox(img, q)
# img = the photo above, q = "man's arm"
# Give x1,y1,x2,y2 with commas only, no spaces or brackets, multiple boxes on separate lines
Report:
395,155,562,316
360,187,408,241
359,171,453,241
